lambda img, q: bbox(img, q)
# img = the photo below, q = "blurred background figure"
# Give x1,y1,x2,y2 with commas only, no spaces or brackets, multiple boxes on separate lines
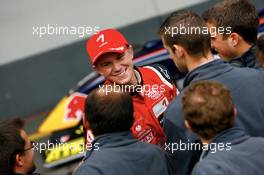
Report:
202,0,260,68
0,118,38,175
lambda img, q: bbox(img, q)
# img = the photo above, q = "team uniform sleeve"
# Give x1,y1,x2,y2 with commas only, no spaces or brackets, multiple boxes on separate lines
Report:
146,64,179,97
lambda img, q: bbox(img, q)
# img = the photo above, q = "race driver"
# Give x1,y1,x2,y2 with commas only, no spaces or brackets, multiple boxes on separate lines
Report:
85,28,178,146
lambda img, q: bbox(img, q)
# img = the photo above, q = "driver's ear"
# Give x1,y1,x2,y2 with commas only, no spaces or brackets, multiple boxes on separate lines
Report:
15,154,23,167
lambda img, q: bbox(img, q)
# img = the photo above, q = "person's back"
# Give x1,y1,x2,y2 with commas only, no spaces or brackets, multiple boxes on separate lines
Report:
74,86,172,175
192,134,264,175
182,59,264,136
181,81,264,175
163,60,264,175
75,131,171,175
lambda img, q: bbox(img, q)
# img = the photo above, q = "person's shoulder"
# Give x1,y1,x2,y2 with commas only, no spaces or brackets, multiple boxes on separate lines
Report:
74,159,101,175
74,149,118,175
140,64,174,84
133,139,162,151
233,66,264,75
245,136,264,148
191,158,225,175
138,140,162,149
135,141,170,163
229,65,264,81
164,90,183,117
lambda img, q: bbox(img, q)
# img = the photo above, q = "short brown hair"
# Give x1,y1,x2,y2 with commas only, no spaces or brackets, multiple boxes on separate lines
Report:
85,86,134,136
159,10,211,57
202,0,259,44
182,81,235,140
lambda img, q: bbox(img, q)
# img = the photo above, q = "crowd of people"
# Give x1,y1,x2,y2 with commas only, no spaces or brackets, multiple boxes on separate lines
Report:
1,0,264,174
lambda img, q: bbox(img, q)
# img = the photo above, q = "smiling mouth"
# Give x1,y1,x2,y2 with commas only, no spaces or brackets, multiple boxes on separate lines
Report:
113,68,127,77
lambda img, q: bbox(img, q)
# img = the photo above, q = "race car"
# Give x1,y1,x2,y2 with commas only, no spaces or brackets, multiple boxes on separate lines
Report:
34,39,183,168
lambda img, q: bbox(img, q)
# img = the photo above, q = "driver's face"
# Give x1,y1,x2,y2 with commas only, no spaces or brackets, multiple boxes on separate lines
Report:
94,47,135,85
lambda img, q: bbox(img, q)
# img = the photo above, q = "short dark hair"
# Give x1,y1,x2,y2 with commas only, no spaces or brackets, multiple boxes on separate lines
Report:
85,86,134,136
0,118,25,175
159,10,211,57
257,35,264,67
182,81,235,140
202,0,259,44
